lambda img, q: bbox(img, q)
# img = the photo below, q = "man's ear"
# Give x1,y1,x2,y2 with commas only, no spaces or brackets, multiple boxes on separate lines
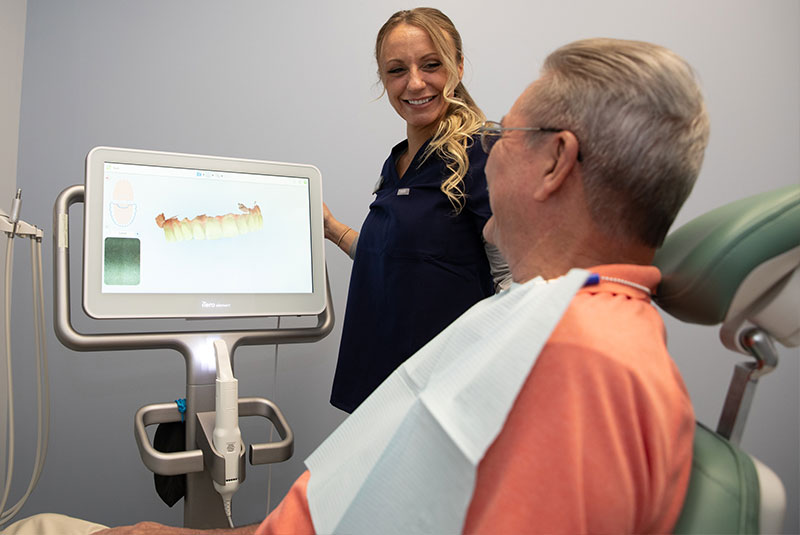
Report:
532,131,580,201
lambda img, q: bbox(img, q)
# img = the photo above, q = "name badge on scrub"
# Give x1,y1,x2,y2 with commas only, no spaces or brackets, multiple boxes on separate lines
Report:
397,188,410,196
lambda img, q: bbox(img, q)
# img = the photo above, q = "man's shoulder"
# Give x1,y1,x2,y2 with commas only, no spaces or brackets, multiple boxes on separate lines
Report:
544,287,671,378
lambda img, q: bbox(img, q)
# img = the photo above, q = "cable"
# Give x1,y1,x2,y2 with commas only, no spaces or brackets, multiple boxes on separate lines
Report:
1,239,50,523
266,317,280,514
0,236,15,521
223,498,234,528
0,203,50,527
34,238,50,487
0,191,21,524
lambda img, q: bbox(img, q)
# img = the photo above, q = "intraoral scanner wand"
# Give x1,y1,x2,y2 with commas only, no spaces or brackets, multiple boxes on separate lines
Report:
212,339,241,528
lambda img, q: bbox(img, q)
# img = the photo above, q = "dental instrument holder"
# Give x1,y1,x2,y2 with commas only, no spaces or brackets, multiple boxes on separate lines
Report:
53,185,334,528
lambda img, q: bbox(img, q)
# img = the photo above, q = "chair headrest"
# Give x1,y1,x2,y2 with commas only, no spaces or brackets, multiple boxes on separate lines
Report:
653,185,800,352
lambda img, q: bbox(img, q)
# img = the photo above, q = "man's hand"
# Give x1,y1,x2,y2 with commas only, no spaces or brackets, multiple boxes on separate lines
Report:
94,521,258,535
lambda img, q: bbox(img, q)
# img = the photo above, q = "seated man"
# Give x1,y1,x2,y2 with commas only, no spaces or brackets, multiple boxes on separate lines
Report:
12,37,709,535
251,36,708,535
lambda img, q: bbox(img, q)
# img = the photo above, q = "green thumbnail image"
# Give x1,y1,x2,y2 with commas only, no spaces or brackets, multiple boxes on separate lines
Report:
104,237,141,285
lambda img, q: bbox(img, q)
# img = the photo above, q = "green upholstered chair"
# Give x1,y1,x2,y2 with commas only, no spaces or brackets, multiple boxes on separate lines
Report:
653,185,799,534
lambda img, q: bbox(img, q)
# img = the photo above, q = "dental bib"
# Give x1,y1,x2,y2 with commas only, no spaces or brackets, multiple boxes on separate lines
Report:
306,268,591,534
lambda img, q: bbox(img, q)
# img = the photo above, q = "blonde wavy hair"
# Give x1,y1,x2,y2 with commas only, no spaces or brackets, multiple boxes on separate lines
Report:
376,8,485,213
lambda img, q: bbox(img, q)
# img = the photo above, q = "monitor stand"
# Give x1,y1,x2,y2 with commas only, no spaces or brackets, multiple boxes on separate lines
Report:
53,185,333,528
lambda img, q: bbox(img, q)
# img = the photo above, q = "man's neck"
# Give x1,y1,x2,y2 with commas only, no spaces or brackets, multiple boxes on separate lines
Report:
510,232,655,284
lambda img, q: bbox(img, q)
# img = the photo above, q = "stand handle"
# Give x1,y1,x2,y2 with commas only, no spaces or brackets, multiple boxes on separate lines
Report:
135,397,294,481
239,397,294,465
134,403,204,476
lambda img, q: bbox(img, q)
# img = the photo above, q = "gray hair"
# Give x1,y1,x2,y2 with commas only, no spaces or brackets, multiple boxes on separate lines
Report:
522,38,710,247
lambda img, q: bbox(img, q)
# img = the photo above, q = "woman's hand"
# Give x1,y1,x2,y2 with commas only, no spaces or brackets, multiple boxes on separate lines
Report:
323,202,341,242
93,521,258,534
323,202,358,257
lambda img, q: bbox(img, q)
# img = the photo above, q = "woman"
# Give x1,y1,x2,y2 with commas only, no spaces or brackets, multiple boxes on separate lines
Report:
326,8,509,413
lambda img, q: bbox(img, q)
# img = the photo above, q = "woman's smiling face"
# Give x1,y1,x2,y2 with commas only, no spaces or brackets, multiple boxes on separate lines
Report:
379,23,462,137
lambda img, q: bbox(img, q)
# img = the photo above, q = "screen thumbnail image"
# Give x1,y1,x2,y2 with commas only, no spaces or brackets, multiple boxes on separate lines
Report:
104,237,141,285
109,179,137,227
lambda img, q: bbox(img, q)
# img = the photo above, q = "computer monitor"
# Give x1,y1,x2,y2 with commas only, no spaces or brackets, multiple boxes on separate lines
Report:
82,146,326,319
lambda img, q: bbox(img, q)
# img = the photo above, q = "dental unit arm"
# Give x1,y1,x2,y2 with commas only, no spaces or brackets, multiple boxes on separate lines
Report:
0,190,43,240
1,189,49,530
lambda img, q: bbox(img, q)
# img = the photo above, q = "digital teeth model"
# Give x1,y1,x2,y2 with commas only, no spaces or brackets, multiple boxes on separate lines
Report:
155,203,263,242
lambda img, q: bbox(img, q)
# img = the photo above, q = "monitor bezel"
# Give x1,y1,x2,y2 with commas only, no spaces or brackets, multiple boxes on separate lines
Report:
83,146,326,319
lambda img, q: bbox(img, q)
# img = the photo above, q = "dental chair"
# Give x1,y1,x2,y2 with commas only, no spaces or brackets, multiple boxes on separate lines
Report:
653,184,799,534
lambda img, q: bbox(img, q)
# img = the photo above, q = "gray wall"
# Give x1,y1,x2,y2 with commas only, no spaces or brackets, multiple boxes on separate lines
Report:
6,0,799,531
0,0,26,193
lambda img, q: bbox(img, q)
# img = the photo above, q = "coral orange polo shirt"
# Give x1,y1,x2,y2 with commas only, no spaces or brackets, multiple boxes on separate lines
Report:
256,265,694,534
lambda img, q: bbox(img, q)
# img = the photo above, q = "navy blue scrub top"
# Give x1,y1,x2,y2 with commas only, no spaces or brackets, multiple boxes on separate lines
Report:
330,138,494,413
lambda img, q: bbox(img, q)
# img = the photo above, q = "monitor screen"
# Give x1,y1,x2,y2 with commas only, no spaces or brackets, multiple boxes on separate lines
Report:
83,146,326,319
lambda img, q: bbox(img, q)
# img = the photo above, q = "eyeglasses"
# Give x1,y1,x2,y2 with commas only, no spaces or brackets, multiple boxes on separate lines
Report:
477,120,580,161
477,121,562,155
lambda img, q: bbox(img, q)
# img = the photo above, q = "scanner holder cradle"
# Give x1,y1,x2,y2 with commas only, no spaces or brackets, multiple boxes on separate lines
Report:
133,396,294,487
53,185,334,529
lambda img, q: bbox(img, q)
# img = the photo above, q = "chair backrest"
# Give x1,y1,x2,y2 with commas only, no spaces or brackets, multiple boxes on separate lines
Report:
673,422,760,534
653,184,799,534
654,185,800,353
